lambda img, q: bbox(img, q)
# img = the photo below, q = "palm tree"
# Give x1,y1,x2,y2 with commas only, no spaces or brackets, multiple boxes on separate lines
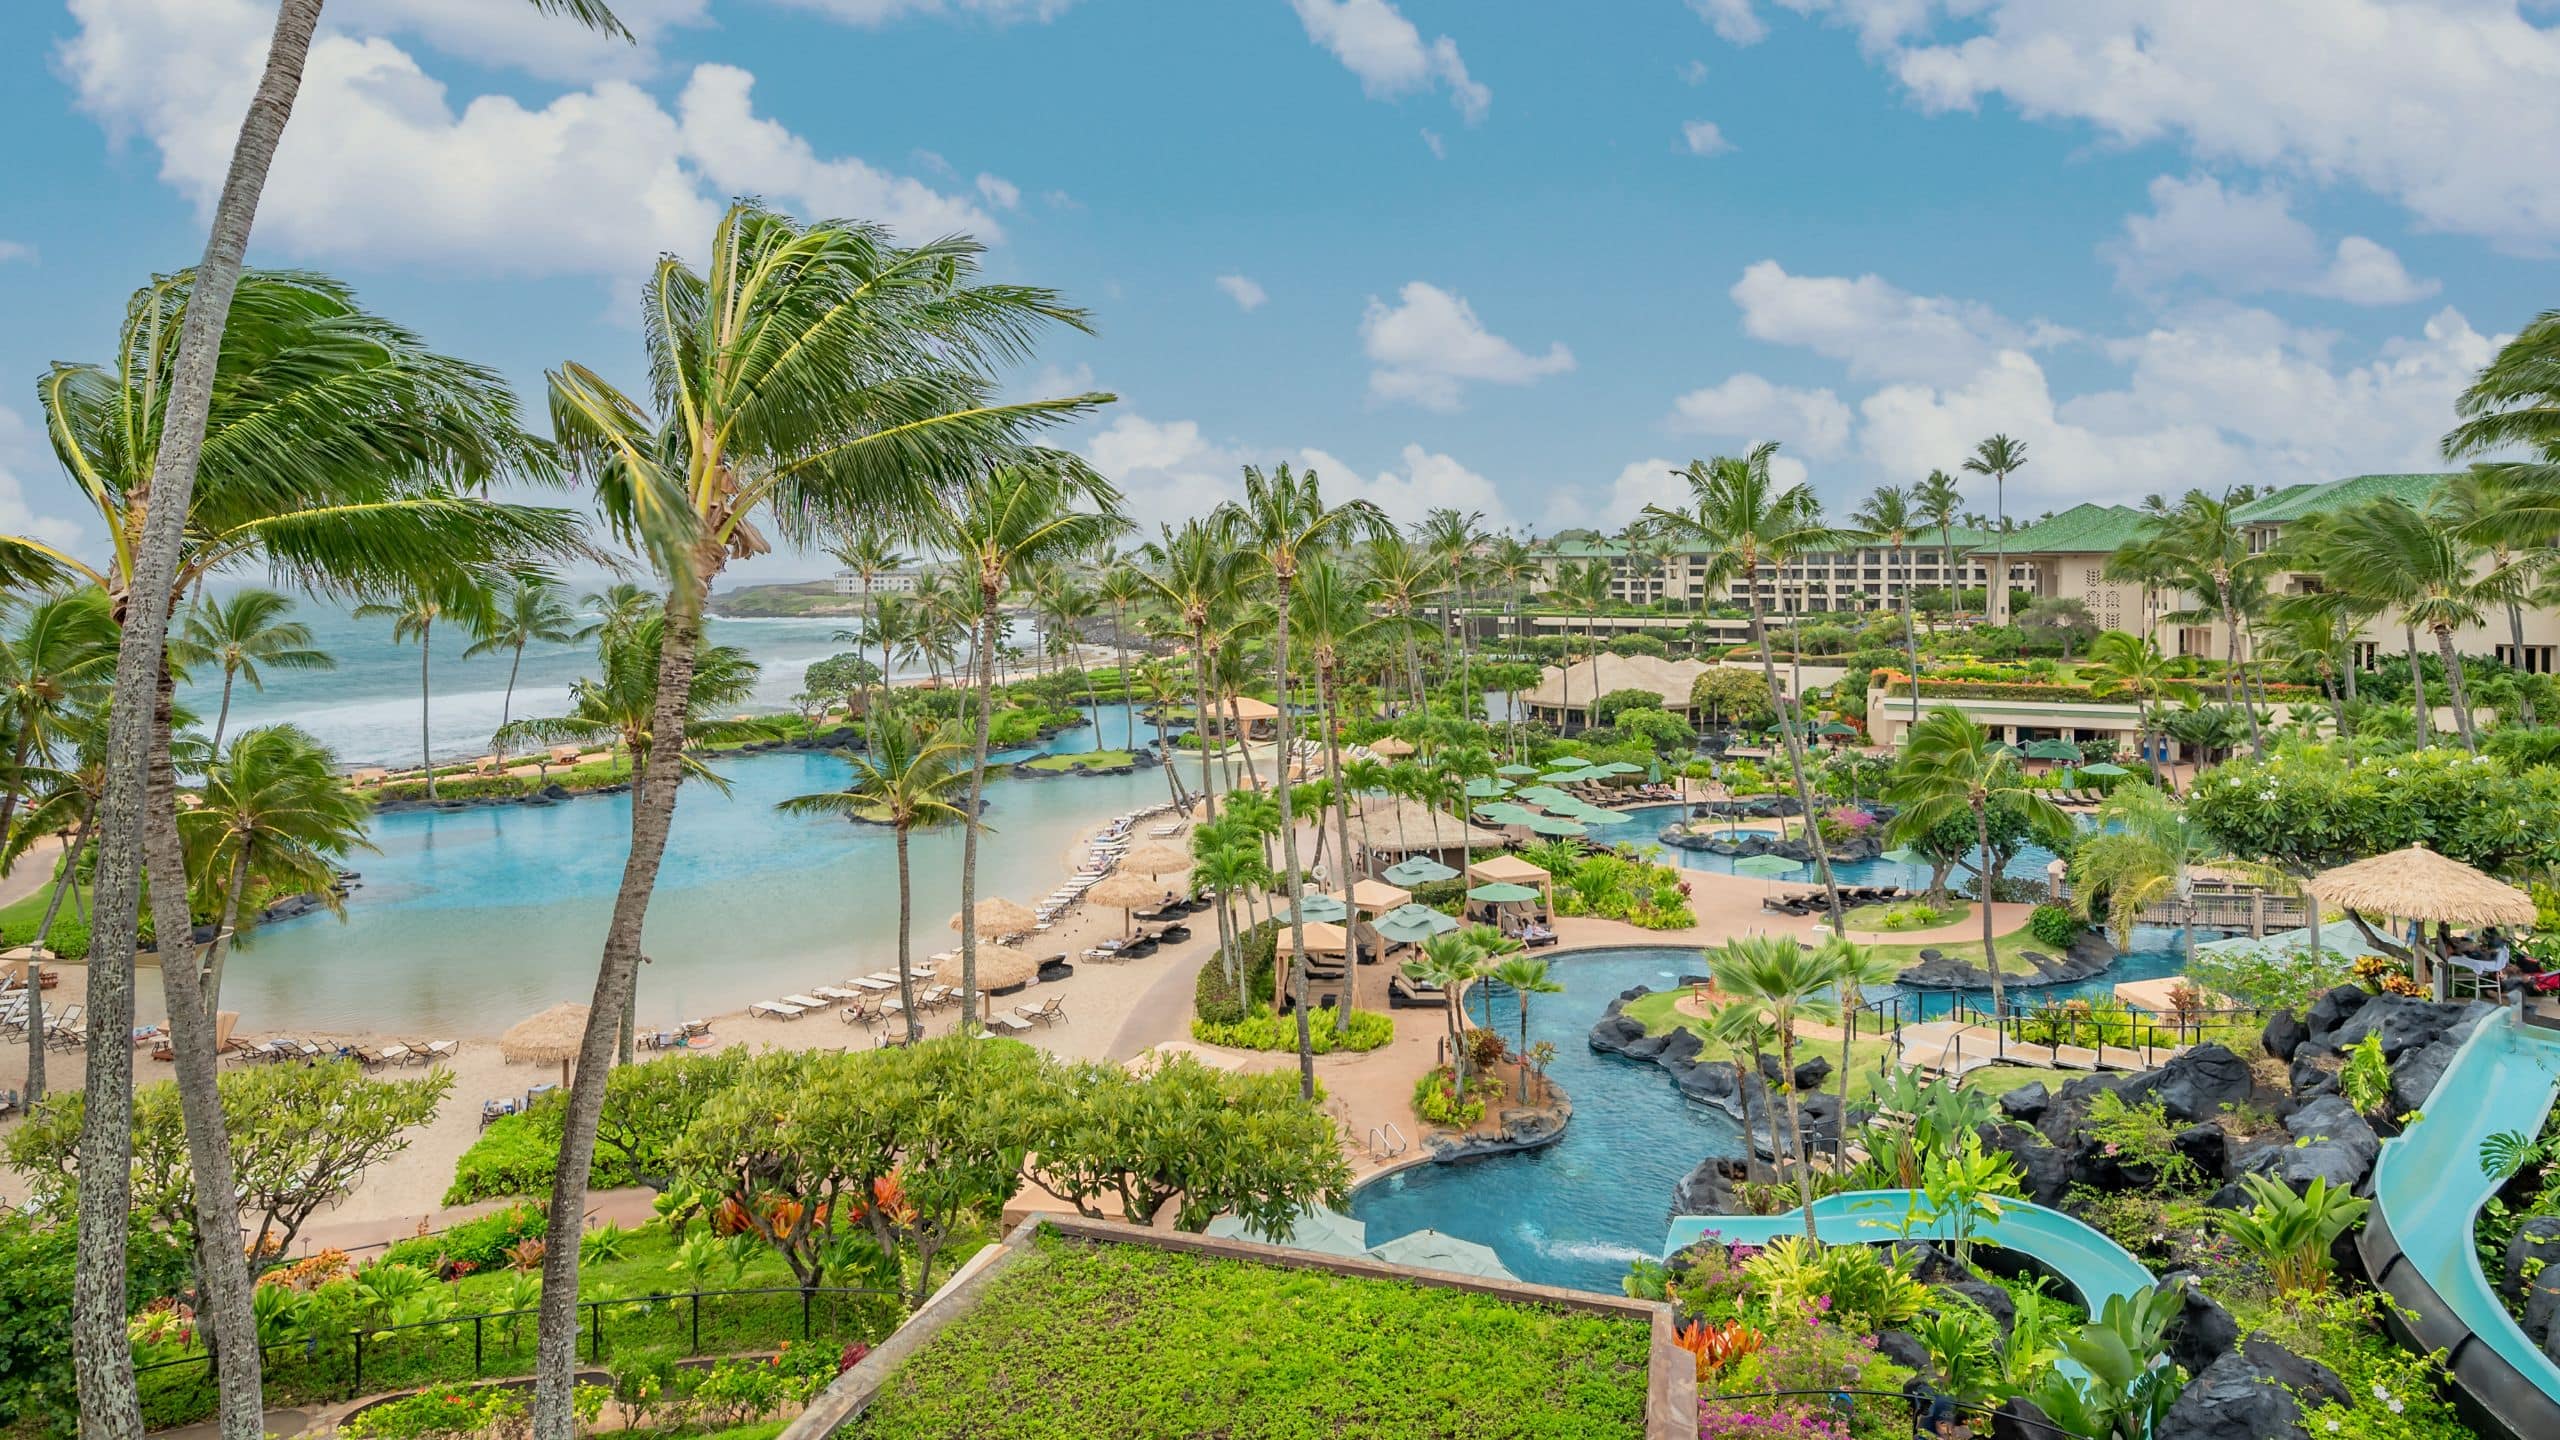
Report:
2125,492,2273,756
1707,1000,1774,1177
575,581,657,647
3,701,111,1106
2084,630,2175,764
1289,556,1378,1036
827,527,913,687
1713,935,1845,1240
1360,531,1444,713
1819,937,1900,1146
1853,485,1924,734
534,204,1107,1435
1136,520,1247,817
1643,444,1860,933
777,714,970,1038
2446,307,2560,470
1490,956,1562,1099
464,572,577,768
921,464,1123,1028
357,581,483,798
1218,464,1385,1100
0,591,118,848
1914,469,1966,626
23,269,579,1440
1415,931,1486,1090
1191,838,1270,993
2071,782,2231,965
1963,435,2028,625
2322,498,2494,750
172,588,332,754
178,725,373,1016
1419,507,1485,707
1094,564,1149,750
1552,559,1614,729
2436,468,2553,728
1885,709,2076,1020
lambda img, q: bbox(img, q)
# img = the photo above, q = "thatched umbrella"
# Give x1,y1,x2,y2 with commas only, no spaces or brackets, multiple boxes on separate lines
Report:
1087,871,1167,936
500,1001,589,1087
951,897,1037,938
2309,844,2535,997
1369,735,1415,758
1121,841,1194,876
971,946,1045,1019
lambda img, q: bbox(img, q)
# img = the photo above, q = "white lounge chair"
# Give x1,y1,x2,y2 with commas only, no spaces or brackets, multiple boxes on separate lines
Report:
750,1000,806,1020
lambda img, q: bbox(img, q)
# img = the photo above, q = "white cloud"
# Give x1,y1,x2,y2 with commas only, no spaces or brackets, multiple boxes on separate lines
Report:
1361,282,1574,412
1420,128,1446,158
0,407,92,555
61,0,998,280
1288,0,1491,123
2106,173,2437,305
336,0,708,82
1668,374,1852,457
1678,59,1711,84
1689,0,1768,45
768,0,1078,24
1859,1,2560,253
1681,120,1734,156
1081,413,1510,528
1299,444,1512,527
0,242,32,264
1730,259,2072,385
974,173,1021,209
1215,274,1269,311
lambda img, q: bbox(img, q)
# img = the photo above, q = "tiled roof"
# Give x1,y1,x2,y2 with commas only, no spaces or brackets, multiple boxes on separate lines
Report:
2230,473,2449,524
1540,538,1631,558
1968,503,2153,557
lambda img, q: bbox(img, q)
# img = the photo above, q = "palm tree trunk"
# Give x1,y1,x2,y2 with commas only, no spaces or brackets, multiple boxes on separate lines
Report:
533,576,706,1440
68,4,328,1409
22,816,85,1104
2341,636,2361,736
2510,601,2540,727
212,668,237,756
148,665,264,1440
960,596,999,1029
2405,629,2434,744
2217,583,2264,760
1751,590,1845,933
1190,637,1220,820
1323,663,1357,1035
1731,1048,1755,1174
2435,628,2479,751
1272,573,1316,1100
1976,803,2006,1020
1111,604,1133,750
1899,542,1922,737
419,621,437,799
496,642,526,766
201,846,253,1019
1778,1024,1815,1242
894,827,921,1040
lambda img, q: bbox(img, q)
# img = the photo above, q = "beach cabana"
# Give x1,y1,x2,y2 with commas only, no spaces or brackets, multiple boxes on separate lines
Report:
1223,695,1283,739
1340,878,1415,914
1467,853,1556,914
2308,845,2535,999
1278,921,1351,955
500,1002,590,1088
951,897,1038,939
1347,795,1504,857
1086,872,1168,937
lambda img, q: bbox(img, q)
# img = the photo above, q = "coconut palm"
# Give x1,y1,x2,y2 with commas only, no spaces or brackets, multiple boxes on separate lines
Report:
1490,956,1562,1099
2083,631,2175,764
1218,464,1386,1099
498,618,766,794
2446,307,2560,475
1707,1000,1774,1176
827,527,913,684
1642,444,1860,933
1885,709,2076,1020
1094,564,1149,750
2071,782,2230,964
2123,492,2275,756
25,269,580,1440
171,588,332,754
0,591,119,848
1818,937,1900,1146
1414,931,1487,1090
464,572,577,767
777,714,970,1039
1289,556,1381,1034
1136,520,1248,815
2321,497,2494,751
1192,839,1271,994
2436,467,2553,727
1553,559,1614,726
1360,531,1445,713
576,581,658,648
1419,507,1485,706
178,725,373,1016
357,581,486,798
1713,934,1846,1240
1962,435,2028,625
1914,469,1966,626
1853,485,1924,733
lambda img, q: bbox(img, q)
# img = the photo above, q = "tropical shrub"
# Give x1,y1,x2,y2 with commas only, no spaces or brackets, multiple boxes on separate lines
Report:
2341,1032,2394,1120
1411,1066,1493,1129
381,1203,548,1275
1189,919,1277,1025
2027,903,2082,949
2213,1174,2370,1293
1190,1006,1392,1054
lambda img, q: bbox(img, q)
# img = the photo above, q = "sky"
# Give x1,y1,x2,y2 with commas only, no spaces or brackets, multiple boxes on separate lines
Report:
2,0,2555,582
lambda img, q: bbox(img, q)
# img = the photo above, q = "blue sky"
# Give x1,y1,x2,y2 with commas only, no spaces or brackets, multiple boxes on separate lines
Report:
3,0,2555,579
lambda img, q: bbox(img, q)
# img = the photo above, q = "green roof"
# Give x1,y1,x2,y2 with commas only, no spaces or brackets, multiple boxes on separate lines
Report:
1968,503,2152,557
1907,524,1997,548
2229,472,2449,525
1541,538,1630,558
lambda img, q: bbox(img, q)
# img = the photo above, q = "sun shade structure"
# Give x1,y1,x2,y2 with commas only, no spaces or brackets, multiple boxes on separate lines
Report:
1880,846,1926,866
1207,1205,1369,1257
1572,807,1634,827
1283,892,1351,924
2023,739,2083,761
1381,856,1459,886
1540,771,1594,785
501,1002,589,1086
2309,845,2535,927
1467,882,1542,903
1475,802,1542,826
1495,763,1543,777
1592,760,1647,775
2078,762,2131,777
1464,777,1514,799
1278,921,1351,955
1733,854,1805,878
1347,796,1506,854
1514,786,1578,808
1526,817,1587,837
950,897,1037,937
1087,872,1170,936
1367,735,1415,758
970,946,1045,1001
1119,841,1195,875
1339,878,1416,912
1816,721,1859,738
1366,1229,1516,1280
1375,903,1460,943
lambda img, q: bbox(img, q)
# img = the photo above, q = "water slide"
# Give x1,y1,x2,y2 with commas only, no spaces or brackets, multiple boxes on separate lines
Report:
2358,1008,2560,1440
1663,1191,2158,1312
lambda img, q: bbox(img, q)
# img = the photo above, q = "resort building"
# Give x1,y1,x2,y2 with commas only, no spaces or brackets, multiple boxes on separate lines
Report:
1516,652,1845,730
830,566,926,596
1535,528,2000,617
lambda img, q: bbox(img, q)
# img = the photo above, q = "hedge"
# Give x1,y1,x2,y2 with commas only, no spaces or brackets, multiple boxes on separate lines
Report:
1190,1008,1393,1054
443,1101,645,1205
1190,919,1277,1025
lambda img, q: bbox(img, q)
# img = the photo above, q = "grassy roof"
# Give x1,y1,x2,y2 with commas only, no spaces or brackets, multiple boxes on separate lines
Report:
1971,502,2153,557
2229,472,2450,524
846,1231,1652,1439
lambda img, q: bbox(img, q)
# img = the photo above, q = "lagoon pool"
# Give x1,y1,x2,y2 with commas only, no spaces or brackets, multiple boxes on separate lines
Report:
1617,803,2069,889
225,704,1206,1034
1349,930,2193,1293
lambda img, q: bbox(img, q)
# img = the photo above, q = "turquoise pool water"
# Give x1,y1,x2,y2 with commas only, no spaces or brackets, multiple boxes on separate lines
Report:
226,704,1206,1034
1619,803,2068,889
1348,933,2194,1293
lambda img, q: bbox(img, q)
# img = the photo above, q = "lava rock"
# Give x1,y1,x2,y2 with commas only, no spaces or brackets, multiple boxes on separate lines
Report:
1669,1155,1750,1215
2161,1272,2241,1376
1988,1397,2061,1440
1938,1279,2015,1334
1980,1123,2070,1207
2390,1037,2459,1113
2116,1043,2254,1123
2261,1010,2309,1062
1874,1329,1931,1372
1793,1055,1832,1091
2285,1095,2381,1175
1621,1031,1673,1061
1998,1081,2051,1124
1588,1014,1648,1054
2303,984,2372,1043
2289,1046,2341,1100
1658,1026,1706,1067
2174,1124,2231,1180
2324,993,2488,1060
1758,1052,1788,1086
2036,1075,2126,1147
1888,1242,1966,1283
2154,1340,2347,1440
2506,1217,2560,1349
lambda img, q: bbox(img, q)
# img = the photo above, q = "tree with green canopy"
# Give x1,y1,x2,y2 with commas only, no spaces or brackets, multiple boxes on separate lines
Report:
463,572,579,765
1022,1055,1352,1233
178,724,372,1015
171,587,332,755
1886,709,2076,1018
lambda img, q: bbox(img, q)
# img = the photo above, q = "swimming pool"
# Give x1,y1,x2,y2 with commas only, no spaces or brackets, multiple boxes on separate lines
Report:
1348,932,2194,1293
1617,803,2069,890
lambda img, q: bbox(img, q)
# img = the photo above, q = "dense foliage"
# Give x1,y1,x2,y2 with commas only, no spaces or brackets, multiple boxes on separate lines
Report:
2187,743,2560,874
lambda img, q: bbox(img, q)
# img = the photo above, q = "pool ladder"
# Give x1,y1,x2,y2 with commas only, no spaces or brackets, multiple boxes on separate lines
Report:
1368,1121,1409,1158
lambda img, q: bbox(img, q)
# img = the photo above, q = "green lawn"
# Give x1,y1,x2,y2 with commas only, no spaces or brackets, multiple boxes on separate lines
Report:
1841,898,1971,933
1952,1063,2082,1095
1622,989,1902,1102
1837,917,2045,977
847,1231,1651,1440
0,879,83,941
1022,749,1136,772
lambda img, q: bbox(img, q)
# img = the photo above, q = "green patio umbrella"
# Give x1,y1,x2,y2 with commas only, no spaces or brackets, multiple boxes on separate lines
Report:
1879,846,1927,866
1381,856,1460,886
2023,738,2083,761
1466,882,1543,903
1366,1229,1514,1280
1573,807,1634,827
1592,760,1647,775
1544,754,1595,769
1476,802,1542,826
1526,816,1589,837
1733,854,1804,879
1495,763,1542,777
1515,786,1577,807
1648,760,1664,783
1207,1205,1369,1257
1815,721,1857,738
1988,741,2024,758
1283,893,1349,924
1375,903,1461,944
1540,771,1594,785
1463,777,1514,799
2079,761,2130,777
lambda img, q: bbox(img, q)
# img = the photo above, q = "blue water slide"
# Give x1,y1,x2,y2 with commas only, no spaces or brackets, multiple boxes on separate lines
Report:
2358,1008,2560,1440
1664,1190,2158,1312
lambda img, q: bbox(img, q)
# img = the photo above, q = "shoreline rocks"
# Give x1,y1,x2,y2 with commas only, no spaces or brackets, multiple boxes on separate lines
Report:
1895,931,2118,991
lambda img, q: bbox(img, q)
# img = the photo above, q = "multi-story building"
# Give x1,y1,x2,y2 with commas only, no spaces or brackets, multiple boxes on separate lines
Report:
831,567,925,597
1534,528,1998,617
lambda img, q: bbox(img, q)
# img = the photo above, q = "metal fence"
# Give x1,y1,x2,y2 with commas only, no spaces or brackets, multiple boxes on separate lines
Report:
133,1282,898,1417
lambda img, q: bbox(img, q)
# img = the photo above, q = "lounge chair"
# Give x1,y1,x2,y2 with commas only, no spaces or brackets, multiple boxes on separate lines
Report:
750,1000,807,1020
838,1003,874,1026
480,1097,519,1128
681,1019,712,1038
1019,997,1066,1026
991,1013,1036,1034
420,1040,459,1062
781,993,831,1010
351,1045,391,1067
812,986,861,1003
